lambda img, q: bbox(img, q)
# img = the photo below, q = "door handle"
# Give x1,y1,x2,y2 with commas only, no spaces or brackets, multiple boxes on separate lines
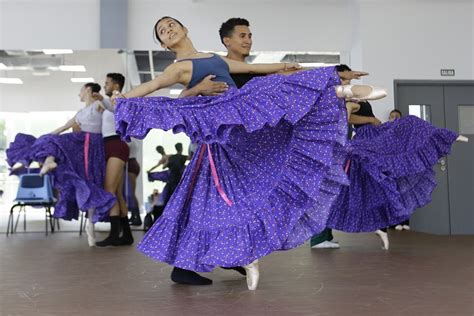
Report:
438,157,447,171
438,158,446,166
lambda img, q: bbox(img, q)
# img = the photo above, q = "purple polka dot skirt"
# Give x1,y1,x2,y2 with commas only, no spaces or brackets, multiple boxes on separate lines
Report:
327,116,458,232
115,67,349,272
7,132,115,223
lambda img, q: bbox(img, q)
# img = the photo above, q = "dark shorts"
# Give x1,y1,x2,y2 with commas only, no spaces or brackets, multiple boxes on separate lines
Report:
104,136,129,162
128,158,141,175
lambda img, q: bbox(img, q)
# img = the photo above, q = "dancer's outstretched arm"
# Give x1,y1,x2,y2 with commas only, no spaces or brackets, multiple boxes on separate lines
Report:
122,63,186,98
225,58,301,74
148,156,168,173
50,116,77,135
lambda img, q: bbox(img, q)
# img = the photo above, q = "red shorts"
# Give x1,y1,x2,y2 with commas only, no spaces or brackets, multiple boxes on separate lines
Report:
104,136,129,162
128,158,141,175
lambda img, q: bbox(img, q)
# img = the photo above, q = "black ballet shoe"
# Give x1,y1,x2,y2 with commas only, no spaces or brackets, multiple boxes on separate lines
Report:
171,267,213,286
95,236,122,247
118,217,134,246
129,208,142,226
95,216,121,247
221,266,247,276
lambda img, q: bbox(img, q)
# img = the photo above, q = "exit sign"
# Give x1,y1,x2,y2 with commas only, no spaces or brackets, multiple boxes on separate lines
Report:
440,69,455,76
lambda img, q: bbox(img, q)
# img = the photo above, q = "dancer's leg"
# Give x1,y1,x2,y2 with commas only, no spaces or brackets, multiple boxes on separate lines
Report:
118,176,134,246
96,157,125,247
128,172,142,226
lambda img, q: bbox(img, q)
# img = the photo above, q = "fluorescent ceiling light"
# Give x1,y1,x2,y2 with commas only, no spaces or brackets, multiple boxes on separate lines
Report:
0,63,7,70
70,77,95,83
169,89,182,95
43,49,73,55
32,71,51,76
0,78,24,84
59,65,86,72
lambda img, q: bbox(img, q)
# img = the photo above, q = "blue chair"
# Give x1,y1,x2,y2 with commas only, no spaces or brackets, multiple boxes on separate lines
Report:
6,173,58,236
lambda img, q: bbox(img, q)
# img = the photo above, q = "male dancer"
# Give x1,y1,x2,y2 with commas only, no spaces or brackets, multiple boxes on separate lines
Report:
94,73,134,247
173,18,257,285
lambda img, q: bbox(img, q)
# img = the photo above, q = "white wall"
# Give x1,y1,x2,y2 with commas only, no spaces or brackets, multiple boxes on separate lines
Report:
358,0,474,120
127,0,474,120
1,0,473,119
0,50,125,112
127,0,353,52
0,0,100,49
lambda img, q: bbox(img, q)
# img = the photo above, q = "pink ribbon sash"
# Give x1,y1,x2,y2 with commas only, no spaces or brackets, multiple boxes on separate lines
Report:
186,144,233,207
84,133,90,179
207,144,233,207
344,158,351,174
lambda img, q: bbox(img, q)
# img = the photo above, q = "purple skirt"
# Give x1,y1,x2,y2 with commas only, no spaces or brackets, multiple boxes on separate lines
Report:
6,132,115,223
327,116,458,232
116,67,349,272
147,170,171,183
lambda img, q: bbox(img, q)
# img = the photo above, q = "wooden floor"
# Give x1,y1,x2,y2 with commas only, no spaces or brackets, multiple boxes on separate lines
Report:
1,229,473,316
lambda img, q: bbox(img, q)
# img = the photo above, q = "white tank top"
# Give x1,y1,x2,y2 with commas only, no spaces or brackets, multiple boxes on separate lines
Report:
102,110,116,137
75,101,102,133
128,138,141,158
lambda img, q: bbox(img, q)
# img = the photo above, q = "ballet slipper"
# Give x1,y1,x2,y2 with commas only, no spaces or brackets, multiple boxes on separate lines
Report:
243,260,260,291
86,209,96,247
40,157,57,176
85,220,96,247
336,85,387,102
456,135,469,143
375,230,389,250
11,162,25,172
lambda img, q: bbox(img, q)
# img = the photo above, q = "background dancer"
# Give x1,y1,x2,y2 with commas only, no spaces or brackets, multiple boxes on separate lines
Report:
127,138,142,226
7,83,115,245
94,73,134,247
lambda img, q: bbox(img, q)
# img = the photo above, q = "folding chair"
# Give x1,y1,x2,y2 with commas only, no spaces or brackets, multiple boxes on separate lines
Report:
6,174,57,236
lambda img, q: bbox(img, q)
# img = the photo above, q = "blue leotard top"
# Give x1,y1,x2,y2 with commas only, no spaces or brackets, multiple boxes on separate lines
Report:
180,54,237,89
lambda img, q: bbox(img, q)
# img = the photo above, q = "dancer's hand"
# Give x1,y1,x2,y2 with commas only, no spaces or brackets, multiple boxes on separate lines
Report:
111,90,126,106
72,122,82,132
192,75,229,96
370,117,382,126
92,92,104,101
339,71,369,80
284,62,302,71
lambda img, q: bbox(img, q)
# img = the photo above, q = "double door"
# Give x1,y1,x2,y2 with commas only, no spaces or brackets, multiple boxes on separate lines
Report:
395,81,474,235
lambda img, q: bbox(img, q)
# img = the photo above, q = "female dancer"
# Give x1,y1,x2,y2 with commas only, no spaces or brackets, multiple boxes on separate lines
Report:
6,83,115,238
327,105,468,250
113,16,385,290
